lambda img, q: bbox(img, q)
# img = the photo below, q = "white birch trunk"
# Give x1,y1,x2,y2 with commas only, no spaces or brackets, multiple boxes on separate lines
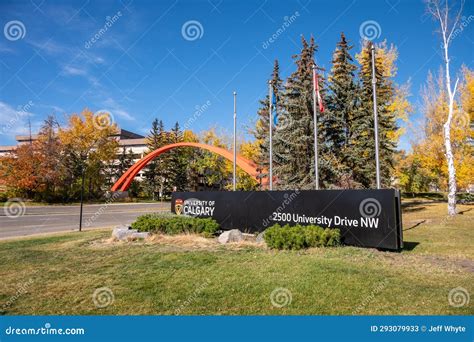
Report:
430,0,462,216
441,19,459,216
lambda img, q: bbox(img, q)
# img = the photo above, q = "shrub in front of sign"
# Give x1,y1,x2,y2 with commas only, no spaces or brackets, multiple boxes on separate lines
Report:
131,214,219,237
263,224,340,250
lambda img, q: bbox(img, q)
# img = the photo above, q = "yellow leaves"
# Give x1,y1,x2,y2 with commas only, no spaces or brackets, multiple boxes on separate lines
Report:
201,128,226,148
460,66,474,140
455,66,474,188
194,128,258,190
356,40,406,145
456,153,474,190
389,82,412,121
355,40,398,78
58,108,118,161
386,129,401,143
408,67,474,191
239,140,259,161
376,41,398,78
182,130,199,143
388,82,412,142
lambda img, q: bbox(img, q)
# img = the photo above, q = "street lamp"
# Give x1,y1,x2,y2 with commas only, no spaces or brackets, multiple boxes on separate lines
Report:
233,91,237,191
78,150,90,232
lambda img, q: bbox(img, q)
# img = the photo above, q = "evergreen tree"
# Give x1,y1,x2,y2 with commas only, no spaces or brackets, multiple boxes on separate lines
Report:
143,119,169,200
168,122,188,192
116,147,141,198
36,115,63,201
274,35,323,189
351,41,398,187
252,60,283,186
116,146,134,179
181,130,202,191
322,32,361,188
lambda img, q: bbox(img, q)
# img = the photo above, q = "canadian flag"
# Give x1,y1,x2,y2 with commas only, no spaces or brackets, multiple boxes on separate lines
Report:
313,67,325,113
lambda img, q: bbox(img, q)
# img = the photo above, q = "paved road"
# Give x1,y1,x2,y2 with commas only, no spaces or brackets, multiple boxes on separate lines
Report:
0,202,170,239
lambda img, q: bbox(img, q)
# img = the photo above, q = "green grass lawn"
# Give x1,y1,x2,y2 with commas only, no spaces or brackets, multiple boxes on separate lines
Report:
0,200,472,315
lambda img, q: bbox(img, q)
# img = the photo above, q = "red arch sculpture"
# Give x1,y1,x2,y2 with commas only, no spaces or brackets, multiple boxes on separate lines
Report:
111,142,266,191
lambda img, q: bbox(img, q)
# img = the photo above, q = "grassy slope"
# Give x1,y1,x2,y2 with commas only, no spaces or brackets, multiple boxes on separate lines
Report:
0,200,472,315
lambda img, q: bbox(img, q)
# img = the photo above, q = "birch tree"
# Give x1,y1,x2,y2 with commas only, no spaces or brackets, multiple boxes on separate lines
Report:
426,0,464,215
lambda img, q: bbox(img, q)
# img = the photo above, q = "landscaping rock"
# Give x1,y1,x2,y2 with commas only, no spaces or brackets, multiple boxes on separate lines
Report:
218,229,243,244
256,231,265,243
129,232,149,240
112,226,137,240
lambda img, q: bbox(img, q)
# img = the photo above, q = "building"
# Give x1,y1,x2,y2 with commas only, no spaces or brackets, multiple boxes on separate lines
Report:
0,128,149,179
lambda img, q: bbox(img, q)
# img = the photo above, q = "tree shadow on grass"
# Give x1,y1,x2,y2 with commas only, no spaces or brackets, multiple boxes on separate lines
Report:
402,206,426,213
401,200,442,214
458,208,472,215
403,220,426,231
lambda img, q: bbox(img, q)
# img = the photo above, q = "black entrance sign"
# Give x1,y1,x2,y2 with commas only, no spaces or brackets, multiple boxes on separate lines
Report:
171,189,403,250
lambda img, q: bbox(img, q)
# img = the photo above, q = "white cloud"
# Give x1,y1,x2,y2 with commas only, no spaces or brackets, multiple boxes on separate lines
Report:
37,104,65,114
101,98,135,121
61,63,101,88
62,65,88,76
28,39,69,56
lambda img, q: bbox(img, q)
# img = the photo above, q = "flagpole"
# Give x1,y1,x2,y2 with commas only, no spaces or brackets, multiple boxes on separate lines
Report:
312,64,319,190
268,80,273,191
371,43,381,189
233,91,237,191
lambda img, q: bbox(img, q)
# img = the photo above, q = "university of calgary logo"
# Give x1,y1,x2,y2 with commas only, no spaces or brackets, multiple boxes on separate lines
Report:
174,199,183,215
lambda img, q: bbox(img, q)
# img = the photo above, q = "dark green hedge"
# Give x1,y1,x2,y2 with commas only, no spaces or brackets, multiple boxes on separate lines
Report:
401,192,474,203
457,192,474,203
263,224,340,250
401,192,445,200
131,214,219,237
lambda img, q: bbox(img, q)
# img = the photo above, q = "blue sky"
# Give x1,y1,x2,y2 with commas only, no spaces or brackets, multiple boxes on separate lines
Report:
0,0,473,150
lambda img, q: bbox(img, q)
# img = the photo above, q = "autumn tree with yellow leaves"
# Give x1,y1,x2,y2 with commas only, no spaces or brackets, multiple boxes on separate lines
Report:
425,0,465,215
0,109,118,201
59,109,119,200
398,67,473,193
